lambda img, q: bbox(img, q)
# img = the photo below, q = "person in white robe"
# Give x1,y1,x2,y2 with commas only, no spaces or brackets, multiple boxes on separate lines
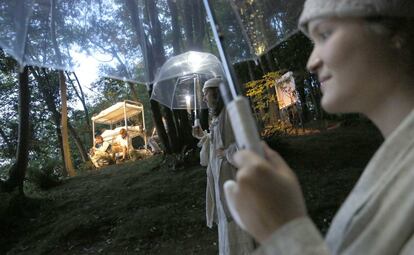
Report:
222,0,414,254
193,77,255,255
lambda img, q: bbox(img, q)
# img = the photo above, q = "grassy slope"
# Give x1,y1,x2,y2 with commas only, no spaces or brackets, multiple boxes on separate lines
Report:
1,156,218,254
0,120,383,254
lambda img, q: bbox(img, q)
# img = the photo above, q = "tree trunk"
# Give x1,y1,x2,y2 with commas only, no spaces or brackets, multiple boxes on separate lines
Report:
182,1,194,49
0,125,14,158
163,107,180,153
192,0,205,49
127,82,139,102
167,0,181,54
126,0,173,153
1,67,30,193
146,0,181,153
68,122,89,163
31,67,66,169
294,72,309,123
247,61,256,81
59,71,76,177
65,71,91,130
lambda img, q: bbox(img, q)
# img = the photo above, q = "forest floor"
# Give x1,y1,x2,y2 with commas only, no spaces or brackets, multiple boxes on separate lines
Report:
0,119,384,255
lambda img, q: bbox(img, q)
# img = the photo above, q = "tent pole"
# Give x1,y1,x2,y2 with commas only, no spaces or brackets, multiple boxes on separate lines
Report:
92,121,95,146
142,106,147,149
124,101,129,149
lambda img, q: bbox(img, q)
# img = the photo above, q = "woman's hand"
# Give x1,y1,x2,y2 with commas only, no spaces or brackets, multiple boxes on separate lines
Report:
224,142,307,243
192,126,204,139
216,148,225,159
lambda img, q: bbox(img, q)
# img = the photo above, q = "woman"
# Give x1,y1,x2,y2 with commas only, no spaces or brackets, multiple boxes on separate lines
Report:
193,77,254,255
224,0,414,254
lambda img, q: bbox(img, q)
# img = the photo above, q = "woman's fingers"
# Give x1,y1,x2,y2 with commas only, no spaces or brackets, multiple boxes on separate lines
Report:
225,143,307,243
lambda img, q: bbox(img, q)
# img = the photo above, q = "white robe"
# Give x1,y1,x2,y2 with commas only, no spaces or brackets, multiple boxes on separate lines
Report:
199,109,255,255
254,109,414,255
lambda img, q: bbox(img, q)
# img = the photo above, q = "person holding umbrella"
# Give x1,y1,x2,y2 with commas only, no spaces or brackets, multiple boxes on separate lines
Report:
223,0,414,254
192,77,254,255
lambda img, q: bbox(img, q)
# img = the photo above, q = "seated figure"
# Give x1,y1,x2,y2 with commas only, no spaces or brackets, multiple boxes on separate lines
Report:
112,128,130,161
90,135,113,168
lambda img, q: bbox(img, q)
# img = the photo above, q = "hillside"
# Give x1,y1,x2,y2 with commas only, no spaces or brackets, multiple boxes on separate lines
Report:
0,120,383,254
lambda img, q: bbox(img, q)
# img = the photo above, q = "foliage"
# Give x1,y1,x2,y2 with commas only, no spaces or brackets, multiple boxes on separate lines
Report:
245,71,282,124
26,159,63,190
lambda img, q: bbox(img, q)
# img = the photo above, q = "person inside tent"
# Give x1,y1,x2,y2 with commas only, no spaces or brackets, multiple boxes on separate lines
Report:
112,128,130,161
90,135,113,168
223,0,414,254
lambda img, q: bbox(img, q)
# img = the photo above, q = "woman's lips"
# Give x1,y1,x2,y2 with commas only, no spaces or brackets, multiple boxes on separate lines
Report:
319,76,331,84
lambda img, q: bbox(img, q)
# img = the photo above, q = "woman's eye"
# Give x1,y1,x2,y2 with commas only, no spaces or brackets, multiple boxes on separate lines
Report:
318,31,332,41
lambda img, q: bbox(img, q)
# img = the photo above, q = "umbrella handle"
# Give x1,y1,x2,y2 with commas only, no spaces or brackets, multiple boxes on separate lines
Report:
226,96,264,157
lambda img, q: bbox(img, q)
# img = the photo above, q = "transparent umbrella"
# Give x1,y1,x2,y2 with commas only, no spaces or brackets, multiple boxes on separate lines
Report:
0,0,304,84
151,51,224,119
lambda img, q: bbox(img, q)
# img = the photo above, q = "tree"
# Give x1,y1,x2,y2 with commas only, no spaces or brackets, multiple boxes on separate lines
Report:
1,67,30,193
59,71,76,176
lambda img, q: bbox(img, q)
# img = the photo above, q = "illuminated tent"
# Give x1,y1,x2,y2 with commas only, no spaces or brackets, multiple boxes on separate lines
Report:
91,100,146,148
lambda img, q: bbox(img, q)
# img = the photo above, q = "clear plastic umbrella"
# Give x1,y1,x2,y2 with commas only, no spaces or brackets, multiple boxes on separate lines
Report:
0,0,304,84
151,51,224,119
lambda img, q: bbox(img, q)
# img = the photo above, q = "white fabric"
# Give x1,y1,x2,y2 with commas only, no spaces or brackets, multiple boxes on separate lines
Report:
96,141,110,153
254,109,414,255
199,109,255,255
116,135,129,147
101,126,141,142
298,0,414,35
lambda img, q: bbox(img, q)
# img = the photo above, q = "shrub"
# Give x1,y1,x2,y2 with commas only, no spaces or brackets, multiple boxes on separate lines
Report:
26,159,63,190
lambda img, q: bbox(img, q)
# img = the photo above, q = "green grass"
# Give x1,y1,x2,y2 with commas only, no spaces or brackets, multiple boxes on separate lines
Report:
0,120,383,254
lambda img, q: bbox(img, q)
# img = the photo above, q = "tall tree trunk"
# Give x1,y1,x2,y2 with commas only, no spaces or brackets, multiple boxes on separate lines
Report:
167,0,181,54
68,122,88,163
1,67,30,193
0,126,14,158
59,71,76,176
265,52,276,71
126,0,172,153
192,0,205,49
294,72,309,123
127,82,139,102
247,61,257,81
148,85,171,154
182,1,194,49
65,71,91,130
146,0,181,153
31,67,66,169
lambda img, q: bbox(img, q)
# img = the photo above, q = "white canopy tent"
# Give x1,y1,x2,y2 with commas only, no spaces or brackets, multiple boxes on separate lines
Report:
92,100,147,149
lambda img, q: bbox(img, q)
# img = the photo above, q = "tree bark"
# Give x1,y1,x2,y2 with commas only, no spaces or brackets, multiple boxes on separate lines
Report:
192,0,206,49
68,122,88,163
182,1,194,49
59,71,76,176
126,0,172,153
32,67,66,168
1,67,30,193
65,71,91,130
167,0,181,54
0,125,14,158
148,85,171,154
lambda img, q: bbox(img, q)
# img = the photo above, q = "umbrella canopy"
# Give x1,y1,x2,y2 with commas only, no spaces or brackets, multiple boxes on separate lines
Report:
151,51,223,110
0,0,304,84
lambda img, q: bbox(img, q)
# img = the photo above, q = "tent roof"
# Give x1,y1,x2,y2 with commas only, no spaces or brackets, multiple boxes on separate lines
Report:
91,100,144,125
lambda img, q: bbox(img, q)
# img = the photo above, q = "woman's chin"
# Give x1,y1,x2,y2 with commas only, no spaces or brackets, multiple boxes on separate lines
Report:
321,97,345,114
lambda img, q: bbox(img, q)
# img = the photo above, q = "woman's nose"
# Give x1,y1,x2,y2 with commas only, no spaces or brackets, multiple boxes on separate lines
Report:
306,49,322,74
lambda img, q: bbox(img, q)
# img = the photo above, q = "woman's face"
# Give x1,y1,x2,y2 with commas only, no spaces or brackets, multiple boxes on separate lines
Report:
203,88,219,110
307,18,397,114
